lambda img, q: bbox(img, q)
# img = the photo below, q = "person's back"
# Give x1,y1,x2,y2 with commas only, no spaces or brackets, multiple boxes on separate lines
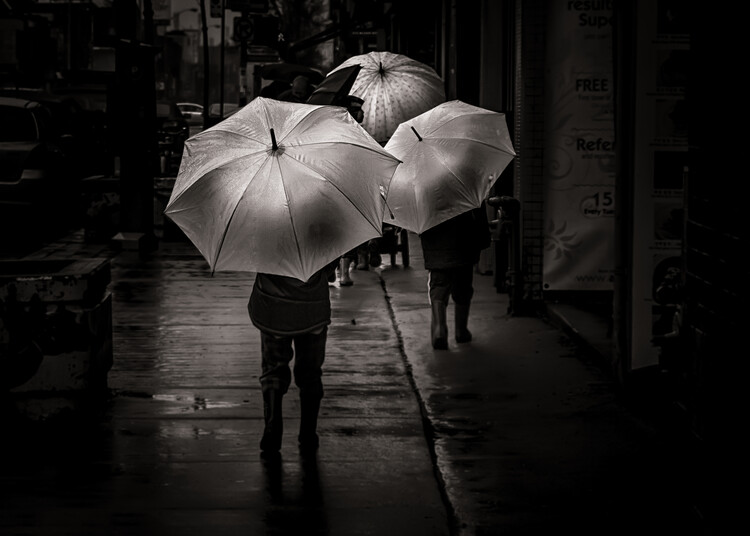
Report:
249,270,333,336
420,207,489,270
419,205,490,349
248,260,337,456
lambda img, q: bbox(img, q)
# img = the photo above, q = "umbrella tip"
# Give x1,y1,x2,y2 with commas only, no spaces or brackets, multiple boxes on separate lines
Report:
270,128,278,151
379,62,385,76
410,126,423,142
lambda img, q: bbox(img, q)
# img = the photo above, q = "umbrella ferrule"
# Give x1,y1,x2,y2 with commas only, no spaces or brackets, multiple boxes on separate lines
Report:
270,128,278,151
410,126,423,142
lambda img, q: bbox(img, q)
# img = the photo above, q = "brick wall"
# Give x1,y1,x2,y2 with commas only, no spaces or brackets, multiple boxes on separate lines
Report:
514,0,546,307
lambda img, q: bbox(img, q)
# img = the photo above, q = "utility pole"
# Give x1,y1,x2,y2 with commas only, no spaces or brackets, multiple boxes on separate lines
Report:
238,11,250,106
199,0,210,127
220,0,226,117
113,0,157,250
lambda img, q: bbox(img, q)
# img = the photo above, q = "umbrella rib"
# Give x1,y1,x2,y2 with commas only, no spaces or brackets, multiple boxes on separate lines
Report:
272,106,328,146
380,79,408,134
210,155,271,272
423,142,473,196
196,126,265,145
285,148,387,236
276,156,306,272
166,149,269,208
285,140,396,155
422,113,508,141
210,184,246,275
427,135,515,155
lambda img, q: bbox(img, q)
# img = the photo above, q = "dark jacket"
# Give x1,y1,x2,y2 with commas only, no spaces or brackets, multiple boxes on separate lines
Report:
248,261,337,336
419,205,491,270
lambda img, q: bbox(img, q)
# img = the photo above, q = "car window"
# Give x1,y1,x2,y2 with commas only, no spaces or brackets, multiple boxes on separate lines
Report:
209,103,239,117
0,106,38,142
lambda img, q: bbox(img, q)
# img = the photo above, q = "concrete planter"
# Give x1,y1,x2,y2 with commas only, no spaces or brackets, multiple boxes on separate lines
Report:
0,258,113,421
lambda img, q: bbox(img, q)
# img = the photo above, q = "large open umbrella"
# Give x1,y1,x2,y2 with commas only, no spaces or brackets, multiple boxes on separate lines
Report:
165,97,401,281
383,100,516,234
327,51,445,143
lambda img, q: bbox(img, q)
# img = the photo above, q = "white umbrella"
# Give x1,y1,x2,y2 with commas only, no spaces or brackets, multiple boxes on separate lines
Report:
383,100,516,234
165,97,401,281
328,51,445,143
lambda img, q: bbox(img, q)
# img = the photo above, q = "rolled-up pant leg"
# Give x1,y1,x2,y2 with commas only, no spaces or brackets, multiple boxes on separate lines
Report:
428,269,452,305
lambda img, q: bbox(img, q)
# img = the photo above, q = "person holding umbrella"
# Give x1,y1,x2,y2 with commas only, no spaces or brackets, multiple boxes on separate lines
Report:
164,97,402,456
249,260,339,455
383,100,516,349
419,205,491,349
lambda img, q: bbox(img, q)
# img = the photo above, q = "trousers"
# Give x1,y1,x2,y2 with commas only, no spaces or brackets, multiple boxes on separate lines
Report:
427,265,475,305
259,327,327,398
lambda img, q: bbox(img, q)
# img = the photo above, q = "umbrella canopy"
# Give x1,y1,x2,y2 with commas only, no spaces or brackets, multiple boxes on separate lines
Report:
328,51,445,143
165,97,401,281
383,100,516,234
306,65,362,106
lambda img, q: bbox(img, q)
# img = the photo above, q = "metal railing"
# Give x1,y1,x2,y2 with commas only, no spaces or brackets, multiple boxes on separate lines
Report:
488,195,521,314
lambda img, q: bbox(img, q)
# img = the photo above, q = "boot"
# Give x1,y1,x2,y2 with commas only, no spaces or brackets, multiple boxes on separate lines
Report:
369,251,382,268
368,239,382,267
455,303,472,343
431,300,448,350
356,252,369,270
298,391,322,453
260,389,284,454
339,258,353,286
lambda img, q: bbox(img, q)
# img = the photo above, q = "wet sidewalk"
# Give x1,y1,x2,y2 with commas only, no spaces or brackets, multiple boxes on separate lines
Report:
2,231,709,535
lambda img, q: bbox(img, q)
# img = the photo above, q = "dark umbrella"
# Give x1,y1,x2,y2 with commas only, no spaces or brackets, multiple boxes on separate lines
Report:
306,65,362,106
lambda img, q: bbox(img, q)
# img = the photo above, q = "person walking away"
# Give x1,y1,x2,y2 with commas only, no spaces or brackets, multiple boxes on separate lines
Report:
248,260,338,456
419,203,491,349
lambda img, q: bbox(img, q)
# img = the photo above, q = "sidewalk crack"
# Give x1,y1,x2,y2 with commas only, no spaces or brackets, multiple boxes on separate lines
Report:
378,274,463,536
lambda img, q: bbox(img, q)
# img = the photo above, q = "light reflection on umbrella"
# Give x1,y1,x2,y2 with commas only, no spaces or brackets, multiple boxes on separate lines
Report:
165,97,401,281
383,100,516,234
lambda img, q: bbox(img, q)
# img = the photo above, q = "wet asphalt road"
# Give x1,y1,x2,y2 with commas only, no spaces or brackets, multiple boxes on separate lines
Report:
1,232,710,535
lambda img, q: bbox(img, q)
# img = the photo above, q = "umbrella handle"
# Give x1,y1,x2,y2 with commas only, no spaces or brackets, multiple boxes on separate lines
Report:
270,128,278,151
410,126,423,141
380,189,395,219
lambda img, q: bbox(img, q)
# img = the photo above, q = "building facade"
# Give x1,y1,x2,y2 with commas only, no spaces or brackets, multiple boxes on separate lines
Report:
1,0,736,466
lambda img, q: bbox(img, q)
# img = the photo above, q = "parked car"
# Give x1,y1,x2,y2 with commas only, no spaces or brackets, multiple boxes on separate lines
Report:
177,102,204,125
0,96,80,248
0,88,113,178
156,101,190,176
208,102,240,118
